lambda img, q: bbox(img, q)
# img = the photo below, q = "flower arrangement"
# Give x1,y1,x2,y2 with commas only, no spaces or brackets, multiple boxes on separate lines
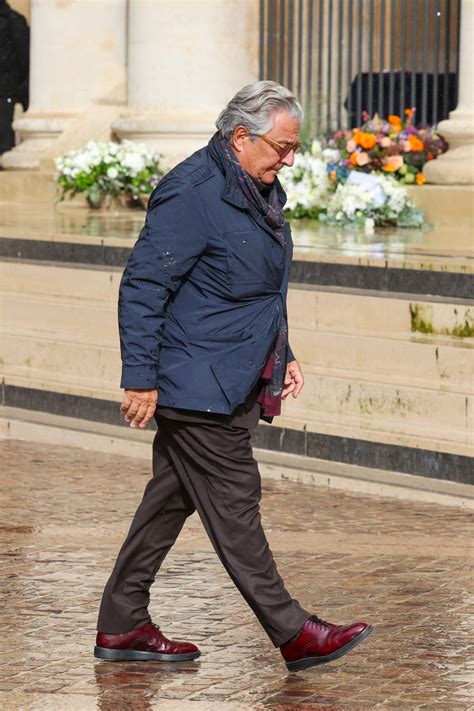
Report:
322,171,424,234
278,140,332,219
278,109,447,230
280,140,425,231
55,140,164,208
325,109,448,186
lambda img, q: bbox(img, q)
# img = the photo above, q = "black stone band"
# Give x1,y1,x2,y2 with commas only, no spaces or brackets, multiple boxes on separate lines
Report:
289,260,474,299
2,384,472,486
0,237,130,268
1,237,472,298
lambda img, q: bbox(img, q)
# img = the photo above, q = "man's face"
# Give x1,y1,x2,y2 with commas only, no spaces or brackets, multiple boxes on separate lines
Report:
233,111,301,184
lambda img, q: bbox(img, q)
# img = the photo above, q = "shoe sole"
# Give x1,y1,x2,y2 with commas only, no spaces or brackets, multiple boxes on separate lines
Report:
285,624,374,673
94,646,201,662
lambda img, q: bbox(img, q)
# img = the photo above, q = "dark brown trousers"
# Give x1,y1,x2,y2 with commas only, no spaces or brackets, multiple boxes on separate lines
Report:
97,397,310,647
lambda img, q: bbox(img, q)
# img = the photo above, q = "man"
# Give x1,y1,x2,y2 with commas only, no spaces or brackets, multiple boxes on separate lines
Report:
0,0,29,155
95,81,372,673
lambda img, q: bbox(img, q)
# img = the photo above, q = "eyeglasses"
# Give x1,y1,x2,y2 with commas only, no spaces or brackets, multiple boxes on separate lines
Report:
258,134,302,158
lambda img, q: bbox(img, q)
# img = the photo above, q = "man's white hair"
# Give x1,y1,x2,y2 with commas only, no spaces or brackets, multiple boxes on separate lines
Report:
216,80,303,142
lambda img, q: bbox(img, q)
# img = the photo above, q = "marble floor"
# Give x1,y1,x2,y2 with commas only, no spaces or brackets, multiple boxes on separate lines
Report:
1,438,473,710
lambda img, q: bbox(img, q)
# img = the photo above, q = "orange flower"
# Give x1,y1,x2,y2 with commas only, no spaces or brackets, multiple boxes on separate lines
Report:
383,155,404,171
353,131,377,150
383,164,396,172
388,114,402,125
404,108,413,116
355,151,370,166
415,172,426,185
350,152,359,166
409,135,425,151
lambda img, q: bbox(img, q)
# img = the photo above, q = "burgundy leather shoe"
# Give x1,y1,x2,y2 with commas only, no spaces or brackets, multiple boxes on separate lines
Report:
94,622,200,662
281,615,373,672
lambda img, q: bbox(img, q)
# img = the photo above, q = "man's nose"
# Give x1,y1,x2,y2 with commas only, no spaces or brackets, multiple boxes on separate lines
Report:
281,150,295,167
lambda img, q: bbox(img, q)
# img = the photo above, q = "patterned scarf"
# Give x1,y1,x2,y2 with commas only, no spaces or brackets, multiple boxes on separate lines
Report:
208,132,288,417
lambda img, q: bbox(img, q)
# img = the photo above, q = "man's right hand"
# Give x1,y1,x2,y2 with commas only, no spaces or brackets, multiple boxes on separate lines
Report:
120,388,158,429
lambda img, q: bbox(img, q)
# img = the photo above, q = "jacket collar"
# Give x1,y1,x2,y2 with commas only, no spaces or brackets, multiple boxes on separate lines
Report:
216,155,288,244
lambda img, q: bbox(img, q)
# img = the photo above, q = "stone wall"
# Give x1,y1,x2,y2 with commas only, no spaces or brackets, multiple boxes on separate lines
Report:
1,247,472,485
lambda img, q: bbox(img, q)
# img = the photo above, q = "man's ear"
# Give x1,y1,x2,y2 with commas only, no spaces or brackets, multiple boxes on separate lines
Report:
232,125,248,154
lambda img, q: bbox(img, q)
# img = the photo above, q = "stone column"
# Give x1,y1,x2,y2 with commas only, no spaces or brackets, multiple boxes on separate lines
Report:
112,0,259,168
2,0,127,170
424,0,474,184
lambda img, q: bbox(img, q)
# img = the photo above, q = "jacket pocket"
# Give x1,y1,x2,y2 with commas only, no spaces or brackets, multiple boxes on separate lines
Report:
224,229,272,286
210,349,264,409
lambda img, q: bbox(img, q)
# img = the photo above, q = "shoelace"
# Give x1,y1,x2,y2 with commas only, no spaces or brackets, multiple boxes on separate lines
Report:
284,615,331,645
308,615,330,629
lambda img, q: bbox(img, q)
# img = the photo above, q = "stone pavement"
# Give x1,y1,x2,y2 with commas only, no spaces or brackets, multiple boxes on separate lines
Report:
0,439,473,710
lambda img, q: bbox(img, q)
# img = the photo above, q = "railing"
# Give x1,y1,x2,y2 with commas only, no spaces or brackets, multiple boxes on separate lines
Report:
259,0,461,135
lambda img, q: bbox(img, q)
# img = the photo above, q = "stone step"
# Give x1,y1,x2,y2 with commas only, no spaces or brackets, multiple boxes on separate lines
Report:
3,262,473,340
2,294,119,346
405,184,474,230
290,331,473,394
288,287,474,340
271,413,473,458
3,289,472,397
282,370,471,447
1,405,472,509
2,260,472,471
5,288,474,348
0,171,57,203
2,334,121,399
3,333,472,452
0,260,122,305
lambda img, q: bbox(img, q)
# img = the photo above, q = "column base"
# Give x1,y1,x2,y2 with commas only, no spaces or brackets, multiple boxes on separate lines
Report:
425,114,474,185
1,112,75,170
111,113,217,169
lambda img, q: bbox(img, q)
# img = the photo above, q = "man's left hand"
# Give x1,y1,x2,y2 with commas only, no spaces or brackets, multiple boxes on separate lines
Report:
281,360,304,400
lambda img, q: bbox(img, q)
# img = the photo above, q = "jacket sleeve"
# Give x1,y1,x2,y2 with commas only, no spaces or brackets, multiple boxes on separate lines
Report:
286,343,296,363
119,180,208,389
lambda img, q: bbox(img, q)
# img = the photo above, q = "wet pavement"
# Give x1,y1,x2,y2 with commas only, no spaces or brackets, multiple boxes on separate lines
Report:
0,438,473,710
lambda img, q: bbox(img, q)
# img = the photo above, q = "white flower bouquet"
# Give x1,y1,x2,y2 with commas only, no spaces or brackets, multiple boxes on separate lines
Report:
278,140,332,219
322,172,424,233
54,140,163,208
279,140,425,230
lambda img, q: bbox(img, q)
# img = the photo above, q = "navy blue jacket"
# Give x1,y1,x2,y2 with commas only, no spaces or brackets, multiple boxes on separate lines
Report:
119,143,295,415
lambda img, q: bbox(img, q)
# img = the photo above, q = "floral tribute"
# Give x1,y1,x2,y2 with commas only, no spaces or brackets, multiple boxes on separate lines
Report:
321,171,424,233
279,141,332,219
325,109,448,186
55,140,163,208
278,110,447,231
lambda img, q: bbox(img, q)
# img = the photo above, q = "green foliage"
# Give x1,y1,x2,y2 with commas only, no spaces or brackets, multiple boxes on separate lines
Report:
55,140,164,208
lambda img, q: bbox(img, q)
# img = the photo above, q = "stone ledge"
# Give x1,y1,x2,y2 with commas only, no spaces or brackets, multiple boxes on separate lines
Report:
406,185,474,227
1,237,472,297
0,406,472,509
2,375,471,458
1,383,473,485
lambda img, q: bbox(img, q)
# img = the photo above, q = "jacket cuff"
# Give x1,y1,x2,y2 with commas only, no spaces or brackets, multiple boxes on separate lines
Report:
120,364,158,389
287,343,296,363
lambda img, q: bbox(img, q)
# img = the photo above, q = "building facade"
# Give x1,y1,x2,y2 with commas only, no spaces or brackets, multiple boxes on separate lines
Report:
2,0,473,184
